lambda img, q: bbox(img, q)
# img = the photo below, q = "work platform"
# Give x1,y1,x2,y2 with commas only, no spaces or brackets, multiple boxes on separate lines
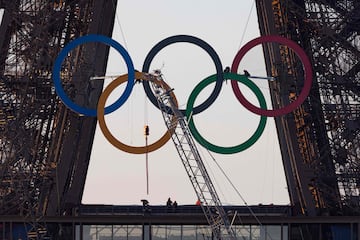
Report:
1,204,359,239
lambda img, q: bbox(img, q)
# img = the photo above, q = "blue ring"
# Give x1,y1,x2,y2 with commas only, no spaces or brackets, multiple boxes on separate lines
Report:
52,34,135,116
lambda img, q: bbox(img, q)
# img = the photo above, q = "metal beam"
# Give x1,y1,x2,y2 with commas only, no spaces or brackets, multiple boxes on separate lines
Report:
255,0,360,216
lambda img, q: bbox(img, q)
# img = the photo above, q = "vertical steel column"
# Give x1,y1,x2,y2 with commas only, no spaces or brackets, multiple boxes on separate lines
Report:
255,0,360,216
0,1,118,238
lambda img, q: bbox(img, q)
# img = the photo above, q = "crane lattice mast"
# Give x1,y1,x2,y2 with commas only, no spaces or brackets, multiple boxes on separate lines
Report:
143,71,237,240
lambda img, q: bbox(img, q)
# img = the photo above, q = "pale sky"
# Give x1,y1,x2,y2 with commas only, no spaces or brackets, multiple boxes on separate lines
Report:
80,0,290,206
0,1,289,206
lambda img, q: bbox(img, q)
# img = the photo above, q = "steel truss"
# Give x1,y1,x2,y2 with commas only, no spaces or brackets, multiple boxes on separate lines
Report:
256,0,360,216
0,0,117,238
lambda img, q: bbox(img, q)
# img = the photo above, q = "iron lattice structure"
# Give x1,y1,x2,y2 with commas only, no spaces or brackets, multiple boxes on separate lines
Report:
0,0,117,228
148,72,237,240
256,0,360,216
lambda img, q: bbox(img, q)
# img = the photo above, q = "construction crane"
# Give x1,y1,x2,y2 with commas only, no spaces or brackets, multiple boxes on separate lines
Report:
142,70,237,240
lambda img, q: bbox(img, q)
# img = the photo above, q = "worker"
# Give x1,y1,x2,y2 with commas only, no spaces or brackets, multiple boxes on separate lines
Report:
223,66,230,83
141,199,150,213
166,197,172,207
196,199,201,206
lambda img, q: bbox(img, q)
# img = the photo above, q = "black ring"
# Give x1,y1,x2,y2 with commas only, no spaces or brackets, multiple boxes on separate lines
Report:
142,35,224,115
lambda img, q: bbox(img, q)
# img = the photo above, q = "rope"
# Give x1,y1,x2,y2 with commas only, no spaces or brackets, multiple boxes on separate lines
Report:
111,0,129,51
197,145,228,204
145,133,149,195
144,94,148,126
205,149,275,240
110,1,153,196
238,0,255,50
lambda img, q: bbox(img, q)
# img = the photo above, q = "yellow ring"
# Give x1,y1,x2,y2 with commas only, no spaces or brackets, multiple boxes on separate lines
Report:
97,72,178,154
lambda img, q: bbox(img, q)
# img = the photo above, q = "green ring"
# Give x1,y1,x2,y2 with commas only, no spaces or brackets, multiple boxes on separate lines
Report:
186,72,267,154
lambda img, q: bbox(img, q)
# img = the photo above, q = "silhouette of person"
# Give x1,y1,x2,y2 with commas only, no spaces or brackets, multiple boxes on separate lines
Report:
166,197,172,207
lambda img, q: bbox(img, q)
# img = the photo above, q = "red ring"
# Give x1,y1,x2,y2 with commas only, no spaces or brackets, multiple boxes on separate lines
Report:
231,35,312,117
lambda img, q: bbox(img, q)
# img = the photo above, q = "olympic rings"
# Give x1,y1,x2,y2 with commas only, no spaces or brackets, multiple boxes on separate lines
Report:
53,34,313,154
231,35,312,117
142,35,224,116
53,34,135,116
186,73,267,154
97,72,179,154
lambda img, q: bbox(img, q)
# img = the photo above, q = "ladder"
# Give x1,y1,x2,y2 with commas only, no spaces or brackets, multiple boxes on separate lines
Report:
146,71,237,240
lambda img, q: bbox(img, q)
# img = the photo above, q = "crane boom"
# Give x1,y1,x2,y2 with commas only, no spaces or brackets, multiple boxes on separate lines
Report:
144,70,237,240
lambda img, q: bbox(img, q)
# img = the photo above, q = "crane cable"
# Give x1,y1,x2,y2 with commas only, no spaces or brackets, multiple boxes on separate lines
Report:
195,139,266,239
111,0,151,195
205,148,275,240
111,0,129,51
143,78,150,194
197,143,228,204
144,125,150,195
204,149,258,219
238,0,255,50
